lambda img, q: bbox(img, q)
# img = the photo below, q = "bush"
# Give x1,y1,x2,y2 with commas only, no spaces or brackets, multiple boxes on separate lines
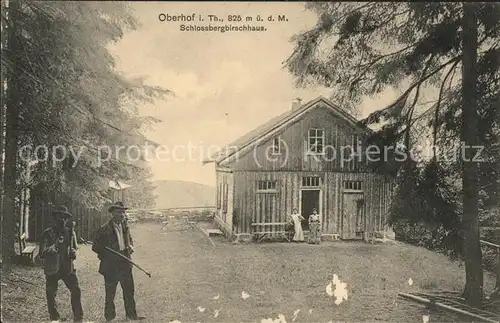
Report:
394,221,500,272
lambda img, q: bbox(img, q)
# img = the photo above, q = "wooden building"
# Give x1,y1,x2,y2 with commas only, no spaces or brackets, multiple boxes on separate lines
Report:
203,96,394,241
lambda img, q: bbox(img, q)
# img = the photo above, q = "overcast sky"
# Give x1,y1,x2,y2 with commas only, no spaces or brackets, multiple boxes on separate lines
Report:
110,2,398,187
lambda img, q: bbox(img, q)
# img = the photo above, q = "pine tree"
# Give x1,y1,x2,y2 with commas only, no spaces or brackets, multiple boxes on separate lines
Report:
285,2,499,304
1,0,169,263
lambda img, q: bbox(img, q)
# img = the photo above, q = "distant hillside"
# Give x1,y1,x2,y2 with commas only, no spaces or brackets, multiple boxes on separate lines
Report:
152,180,215,209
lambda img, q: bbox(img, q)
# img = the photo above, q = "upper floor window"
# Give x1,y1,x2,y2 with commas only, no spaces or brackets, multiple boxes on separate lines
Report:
271,136,281,155
308,129,324,154
352,134,360,153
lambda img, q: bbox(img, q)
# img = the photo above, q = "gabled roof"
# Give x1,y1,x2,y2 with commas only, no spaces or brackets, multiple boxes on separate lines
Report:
202,96,372,165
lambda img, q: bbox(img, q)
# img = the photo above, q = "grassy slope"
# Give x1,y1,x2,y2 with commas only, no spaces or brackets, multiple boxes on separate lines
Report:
1,222,497,322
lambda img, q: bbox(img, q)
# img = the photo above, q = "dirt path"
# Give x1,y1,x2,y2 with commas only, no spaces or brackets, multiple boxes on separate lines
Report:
3,221,496,322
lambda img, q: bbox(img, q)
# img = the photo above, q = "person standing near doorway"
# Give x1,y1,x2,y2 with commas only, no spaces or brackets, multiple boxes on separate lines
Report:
308,208,321,244
92,201,145,321
40,206,84,322
288,208,305,242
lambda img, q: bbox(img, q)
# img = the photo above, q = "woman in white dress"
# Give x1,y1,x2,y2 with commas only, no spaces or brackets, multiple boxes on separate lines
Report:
288,208,305,242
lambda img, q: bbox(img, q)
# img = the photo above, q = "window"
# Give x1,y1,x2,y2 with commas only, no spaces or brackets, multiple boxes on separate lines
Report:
271,136,281,154
222,182,228,213
217,182,221,209
302,176,321,187
308,129,324,154
343,180,362,191
257,180,277,193
352,134,360,154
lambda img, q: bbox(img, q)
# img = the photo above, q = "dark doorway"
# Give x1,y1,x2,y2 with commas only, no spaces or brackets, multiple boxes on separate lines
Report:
300,189,320,231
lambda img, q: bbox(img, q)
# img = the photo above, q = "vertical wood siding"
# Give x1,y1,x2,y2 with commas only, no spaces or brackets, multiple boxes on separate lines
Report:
232,171,393,236
213,103,395,238
226,106,370,173
214,170,234,235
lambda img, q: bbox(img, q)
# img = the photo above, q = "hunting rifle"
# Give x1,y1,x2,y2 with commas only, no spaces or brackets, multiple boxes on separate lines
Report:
103,246,152,278
67,220,75,272
79,238,152,278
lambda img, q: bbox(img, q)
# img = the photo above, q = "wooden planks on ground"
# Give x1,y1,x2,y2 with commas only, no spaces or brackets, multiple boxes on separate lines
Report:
398,292,500,323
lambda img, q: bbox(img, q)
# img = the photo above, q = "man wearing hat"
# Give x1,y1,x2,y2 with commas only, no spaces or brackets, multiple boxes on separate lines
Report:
40,205,84,322
92,201,145,321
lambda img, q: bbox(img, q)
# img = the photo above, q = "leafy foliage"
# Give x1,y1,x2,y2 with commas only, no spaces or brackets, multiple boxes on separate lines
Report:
286,2,498,146
389,159,462,256
285,2,500,298
285,1,499,233
1,1,169,209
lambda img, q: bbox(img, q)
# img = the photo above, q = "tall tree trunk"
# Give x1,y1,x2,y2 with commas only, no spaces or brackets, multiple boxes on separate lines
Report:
496,250,500,289
0,0,8,253
2,0,21,264
496,142,500,293
461,2,483,305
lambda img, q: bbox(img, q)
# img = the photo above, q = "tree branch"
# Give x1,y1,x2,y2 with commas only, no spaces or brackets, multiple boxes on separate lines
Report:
326,2,375,31
348,42,418,89
433,60,461,159
359,8,411,34
403,54,436,150
363,54,462,127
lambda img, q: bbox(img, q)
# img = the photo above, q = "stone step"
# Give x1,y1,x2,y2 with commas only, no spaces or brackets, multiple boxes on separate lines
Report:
205,228,224,237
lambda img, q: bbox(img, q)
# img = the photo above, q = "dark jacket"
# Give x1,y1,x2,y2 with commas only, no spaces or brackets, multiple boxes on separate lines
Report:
40,225,77,276
92,220,134,277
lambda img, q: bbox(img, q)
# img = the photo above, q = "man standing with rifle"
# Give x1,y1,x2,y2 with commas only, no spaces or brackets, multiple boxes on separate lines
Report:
92,201,145,321
40,205,84,322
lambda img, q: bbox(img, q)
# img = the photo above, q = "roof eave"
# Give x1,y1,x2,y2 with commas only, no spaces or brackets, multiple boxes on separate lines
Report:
213,99,321,165
205,96,373,166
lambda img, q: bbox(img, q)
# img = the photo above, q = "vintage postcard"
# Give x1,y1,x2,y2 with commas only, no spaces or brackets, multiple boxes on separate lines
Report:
1,1,499,322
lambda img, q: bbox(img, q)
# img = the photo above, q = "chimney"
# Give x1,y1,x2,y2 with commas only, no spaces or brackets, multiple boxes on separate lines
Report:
291,97,302,111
